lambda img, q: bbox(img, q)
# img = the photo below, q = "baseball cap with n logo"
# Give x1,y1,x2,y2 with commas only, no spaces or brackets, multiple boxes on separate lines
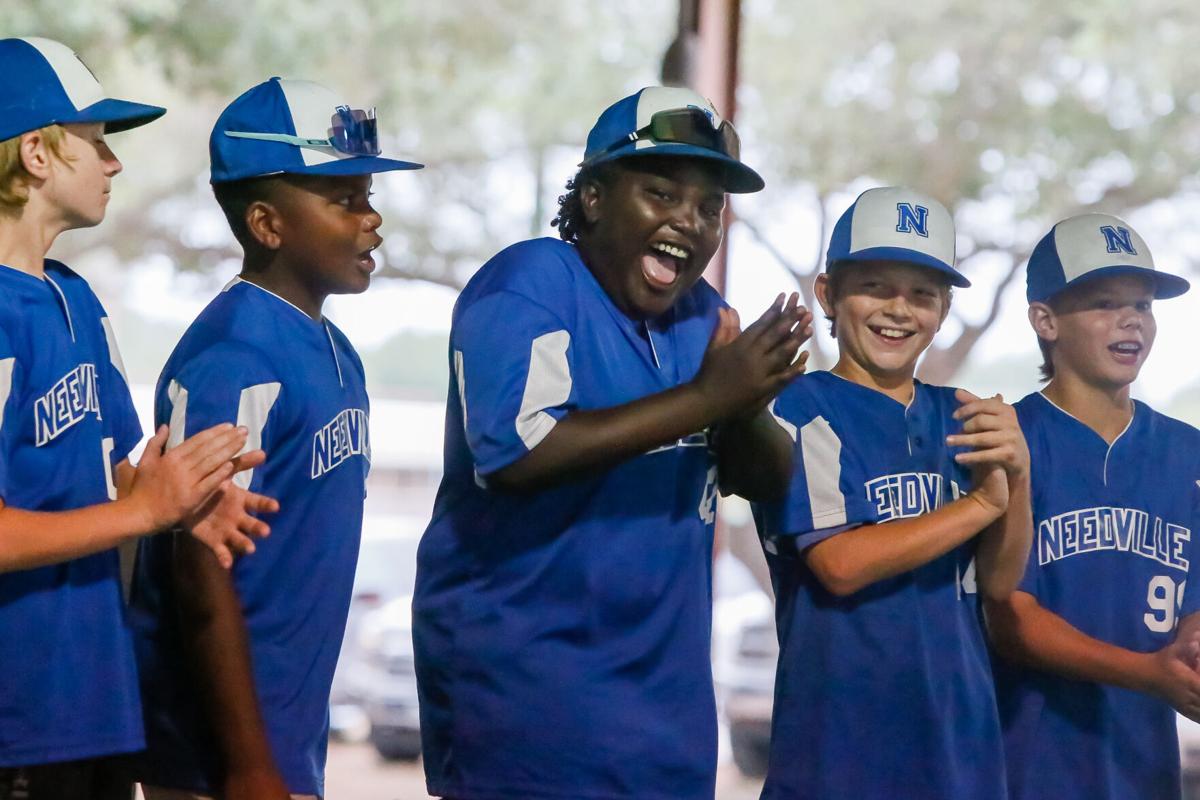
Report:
826,186,969,287
0,37,165,141
1025,213,1190,302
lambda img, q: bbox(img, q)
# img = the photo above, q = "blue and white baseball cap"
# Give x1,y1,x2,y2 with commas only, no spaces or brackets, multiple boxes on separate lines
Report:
580,86,763,193
210,77,423,184
1026,213,1189,303
826,186,968,287
0,37,165,141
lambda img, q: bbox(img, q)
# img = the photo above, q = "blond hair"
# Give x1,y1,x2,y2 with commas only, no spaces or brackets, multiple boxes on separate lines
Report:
0,125,69,208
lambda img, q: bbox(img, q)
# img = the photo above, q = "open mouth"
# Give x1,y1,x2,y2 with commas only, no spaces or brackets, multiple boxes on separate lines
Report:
868,325,916,343
1109,341,1142,362
357,242,380,272
641,241,690,289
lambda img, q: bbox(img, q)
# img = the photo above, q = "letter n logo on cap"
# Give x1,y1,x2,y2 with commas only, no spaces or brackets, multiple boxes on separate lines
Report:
896,203,930,238
1100,225,1137,255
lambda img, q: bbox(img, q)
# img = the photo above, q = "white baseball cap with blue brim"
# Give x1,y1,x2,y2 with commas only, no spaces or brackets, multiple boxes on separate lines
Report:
579,86,763,194
1026,213,1190,303
210,77,423,184
826,186,969,287
0,37,165,141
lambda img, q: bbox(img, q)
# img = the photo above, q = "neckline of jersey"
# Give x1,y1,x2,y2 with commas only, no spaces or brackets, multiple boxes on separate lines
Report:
1035,390,1137,486
226,275,324,325
820,369,919,412
0,260,50,284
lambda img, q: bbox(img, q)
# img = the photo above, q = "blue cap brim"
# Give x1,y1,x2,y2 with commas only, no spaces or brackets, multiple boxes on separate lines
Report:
70,98,166,134
214,154,424,183
582,142,764,194
832,246,970,288
1037,264,1190,303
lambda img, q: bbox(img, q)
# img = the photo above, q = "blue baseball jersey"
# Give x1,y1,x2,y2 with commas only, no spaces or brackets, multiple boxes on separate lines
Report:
994,392,1200,800
129,278,369,796
414,237,723,800
753,371,1006,800
0,260,143,766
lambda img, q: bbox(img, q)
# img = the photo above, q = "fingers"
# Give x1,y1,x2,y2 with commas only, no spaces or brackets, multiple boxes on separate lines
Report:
186,427,250,478
954,449,1013,466
210,544,234,570
231,449,267,474
139,425,169,465
168,422,237,459
243,491,280,517
952,393,1007,421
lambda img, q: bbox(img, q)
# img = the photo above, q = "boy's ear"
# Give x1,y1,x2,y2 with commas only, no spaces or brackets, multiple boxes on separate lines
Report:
1028,302,1057,343
245,200,282,251
813,273,836,319
579,178,604,225
18,130,55,182
936,287,953,331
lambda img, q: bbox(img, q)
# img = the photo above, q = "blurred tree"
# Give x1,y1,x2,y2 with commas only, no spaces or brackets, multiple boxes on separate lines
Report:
6,1,1200,385
737,0,1200,380
3,1,674,286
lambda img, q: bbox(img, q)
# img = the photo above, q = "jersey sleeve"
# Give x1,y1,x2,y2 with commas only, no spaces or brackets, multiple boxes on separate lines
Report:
1180,472,1200,618
97,314,143,464
451,289,576,477
156,343,284,492
0,327,19,500
754,388,876,549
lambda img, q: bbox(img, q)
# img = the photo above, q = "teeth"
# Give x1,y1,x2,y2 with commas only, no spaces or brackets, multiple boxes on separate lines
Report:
1113,343,1140,352
652,242,689,260
877,327,910,339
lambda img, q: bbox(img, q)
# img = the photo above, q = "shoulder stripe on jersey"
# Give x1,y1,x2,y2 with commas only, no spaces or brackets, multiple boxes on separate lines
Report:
233,382,282,489
100,317,131,385
769,398,798,442
515,330,571,450
800,415,846,526
0,357,14,434
453,350,468,429
166,380,189,450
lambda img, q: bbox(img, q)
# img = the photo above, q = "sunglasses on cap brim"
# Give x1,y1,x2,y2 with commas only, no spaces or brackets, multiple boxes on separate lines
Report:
225,105,380,156
589,107,741,164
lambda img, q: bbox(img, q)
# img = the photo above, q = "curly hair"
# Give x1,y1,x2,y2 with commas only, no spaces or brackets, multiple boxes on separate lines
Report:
550,163,615,243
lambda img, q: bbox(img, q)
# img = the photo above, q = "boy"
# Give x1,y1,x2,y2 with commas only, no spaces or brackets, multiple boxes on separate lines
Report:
987,213,1200,800
128,78,422,800
752,186,1031,799
0,37,271,799
413,86,811,800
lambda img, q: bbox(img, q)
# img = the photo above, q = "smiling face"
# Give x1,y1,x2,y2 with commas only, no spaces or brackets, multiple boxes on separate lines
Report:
1032,273,1156,392
261,173,383,305
575,156,725,320
44,122,122,230
817,260,951,391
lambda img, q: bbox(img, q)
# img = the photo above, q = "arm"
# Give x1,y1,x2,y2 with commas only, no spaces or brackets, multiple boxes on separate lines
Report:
714,299,814,502
0,424,254,572
947,390,1033,601
714,407,798,501
172,531,290,799
804,491,1003,596
985,592,1200,720
490,296,810,493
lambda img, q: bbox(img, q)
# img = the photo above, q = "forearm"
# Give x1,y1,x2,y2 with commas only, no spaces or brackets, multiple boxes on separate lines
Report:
489,382,726,492
974,473,1033,601
173,533,280,778
714,408,794,501
984,592,1156,693
0,496,155,572
805,494,1000,596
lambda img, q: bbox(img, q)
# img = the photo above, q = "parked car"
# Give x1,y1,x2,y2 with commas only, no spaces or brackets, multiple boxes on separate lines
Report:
355,595,421,760
718,599,777,778
329,516,424,743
